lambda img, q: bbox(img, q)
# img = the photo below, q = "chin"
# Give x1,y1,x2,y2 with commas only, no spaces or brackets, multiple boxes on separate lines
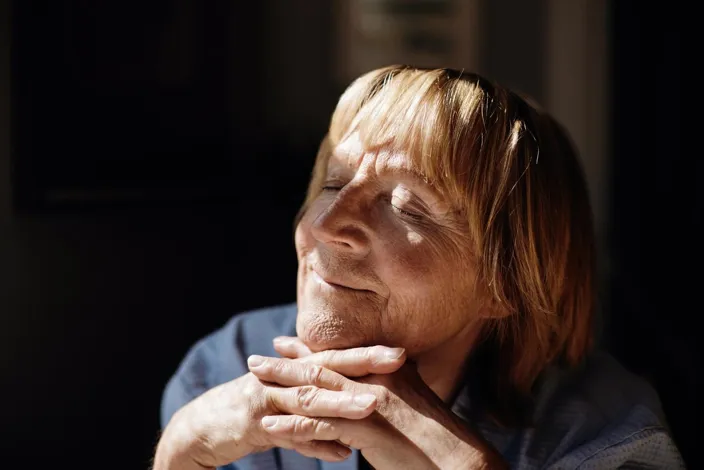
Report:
296,299,371,352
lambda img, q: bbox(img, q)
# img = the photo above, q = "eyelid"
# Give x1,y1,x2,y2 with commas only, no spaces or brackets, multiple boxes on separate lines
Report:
392,204,423,220
320,176,349,192
389,194,425,220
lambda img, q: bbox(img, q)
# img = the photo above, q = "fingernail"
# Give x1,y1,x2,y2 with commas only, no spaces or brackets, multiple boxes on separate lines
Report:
384,347,405,360
261,416,278,429
353,394,376,409
247,355,265,368
337,447,351,458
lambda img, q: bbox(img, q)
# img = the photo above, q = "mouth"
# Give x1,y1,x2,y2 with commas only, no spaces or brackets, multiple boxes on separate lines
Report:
311,269,373,293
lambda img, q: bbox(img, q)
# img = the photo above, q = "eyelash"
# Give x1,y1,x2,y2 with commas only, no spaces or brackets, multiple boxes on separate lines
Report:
392,205,422,220
321,185,422,221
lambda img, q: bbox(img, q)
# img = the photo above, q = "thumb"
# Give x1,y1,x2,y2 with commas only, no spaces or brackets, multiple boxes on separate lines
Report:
300,346,407,377
273,336,313,359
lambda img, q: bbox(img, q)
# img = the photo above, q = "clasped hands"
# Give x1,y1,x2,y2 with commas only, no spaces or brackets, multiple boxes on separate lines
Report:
245,336,501,470
155,337,504,470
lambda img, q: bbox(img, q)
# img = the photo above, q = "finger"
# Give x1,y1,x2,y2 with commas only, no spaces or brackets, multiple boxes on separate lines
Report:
266,384,376,419
268,436,351,462
261,415,380,451
293,441,352,462
297,346,407,376
249,356,351,391
262,415,344,443
273,336,313,359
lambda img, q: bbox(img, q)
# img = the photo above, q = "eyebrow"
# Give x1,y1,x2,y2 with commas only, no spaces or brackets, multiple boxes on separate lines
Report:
328,151,455,213
331,147,429,181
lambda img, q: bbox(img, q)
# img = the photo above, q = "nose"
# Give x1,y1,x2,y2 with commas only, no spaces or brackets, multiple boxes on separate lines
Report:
310,186,372,256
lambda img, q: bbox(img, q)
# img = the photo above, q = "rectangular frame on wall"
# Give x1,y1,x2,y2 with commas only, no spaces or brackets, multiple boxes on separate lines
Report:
333,0,482,87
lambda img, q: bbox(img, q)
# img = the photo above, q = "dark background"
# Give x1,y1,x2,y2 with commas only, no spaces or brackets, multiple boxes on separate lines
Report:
1,1,698,468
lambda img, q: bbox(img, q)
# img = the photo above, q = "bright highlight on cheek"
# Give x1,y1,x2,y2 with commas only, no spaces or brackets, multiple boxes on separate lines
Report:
406,230,423,244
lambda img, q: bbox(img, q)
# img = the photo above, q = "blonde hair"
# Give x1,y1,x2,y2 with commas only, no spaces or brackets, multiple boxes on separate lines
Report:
298,65,595,424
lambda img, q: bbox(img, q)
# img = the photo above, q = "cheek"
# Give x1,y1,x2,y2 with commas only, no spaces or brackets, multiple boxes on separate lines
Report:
382,243,433,285
295,198,331,257
294,212,317,260
378,227,468,290
378,227,479,331
294,224,306,260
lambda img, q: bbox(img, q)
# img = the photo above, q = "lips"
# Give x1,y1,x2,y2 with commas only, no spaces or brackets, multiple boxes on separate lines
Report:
311,268,372,293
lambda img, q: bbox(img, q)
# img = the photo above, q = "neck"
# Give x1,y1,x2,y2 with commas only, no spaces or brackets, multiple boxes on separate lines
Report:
414,323,483,402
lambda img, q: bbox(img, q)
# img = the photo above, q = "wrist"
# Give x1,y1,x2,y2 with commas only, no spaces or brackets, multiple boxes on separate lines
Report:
443,439,508,470
437,420,507,470
153,411,214,470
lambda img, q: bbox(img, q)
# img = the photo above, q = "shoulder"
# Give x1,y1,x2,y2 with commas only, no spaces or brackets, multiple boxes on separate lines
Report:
497,350,685,468
538,350,665,426
159,302,298,429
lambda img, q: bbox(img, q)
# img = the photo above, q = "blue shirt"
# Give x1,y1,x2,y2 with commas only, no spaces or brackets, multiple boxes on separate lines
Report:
160,303,684,469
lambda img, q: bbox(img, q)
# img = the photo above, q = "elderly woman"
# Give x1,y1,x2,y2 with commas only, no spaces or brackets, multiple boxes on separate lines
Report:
153,66,683,469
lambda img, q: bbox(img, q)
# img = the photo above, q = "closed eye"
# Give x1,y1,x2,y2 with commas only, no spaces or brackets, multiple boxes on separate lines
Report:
391,204,423,220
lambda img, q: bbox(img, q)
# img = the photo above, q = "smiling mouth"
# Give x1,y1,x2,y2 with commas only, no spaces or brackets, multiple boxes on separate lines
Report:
324,280,347,289
312,270,372,293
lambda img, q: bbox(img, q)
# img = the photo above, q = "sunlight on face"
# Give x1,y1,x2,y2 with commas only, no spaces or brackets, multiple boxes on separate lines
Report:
295,133,483,355
406,231,423,244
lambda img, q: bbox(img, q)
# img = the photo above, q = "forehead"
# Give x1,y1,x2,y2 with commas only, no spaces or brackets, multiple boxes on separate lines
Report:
330,132,430,183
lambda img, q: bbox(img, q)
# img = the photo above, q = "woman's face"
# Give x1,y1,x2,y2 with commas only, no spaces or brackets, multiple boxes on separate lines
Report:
295,133,484,355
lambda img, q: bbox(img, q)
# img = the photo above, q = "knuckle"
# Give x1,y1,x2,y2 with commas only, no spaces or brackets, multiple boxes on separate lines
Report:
271,358,288,374
314,418,333,436
241,374,261,397
295,385,319,411
293,416,313,435
305,364,325,386
319,350,338,365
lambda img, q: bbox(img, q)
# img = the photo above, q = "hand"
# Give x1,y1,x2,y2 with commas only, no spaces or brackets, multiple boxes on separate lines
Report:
152,344,405,470
247,336,507,470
